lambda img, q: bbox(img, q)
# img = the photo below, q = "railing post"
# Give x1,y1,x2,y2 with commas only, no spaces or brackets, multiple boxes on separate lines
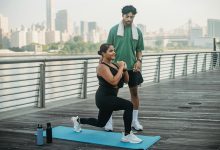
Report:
202,53,207,72
210,52,214,70
170,55,176,79
218,52,220,67
193,54,198,74
38,63,45,108
182,55,188,76
154,56,161,83
81,60,88,99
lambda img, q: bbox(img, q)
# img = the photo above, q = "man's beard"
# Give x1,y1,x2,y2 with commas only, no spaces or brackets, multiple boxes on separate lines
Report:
125,21,132,26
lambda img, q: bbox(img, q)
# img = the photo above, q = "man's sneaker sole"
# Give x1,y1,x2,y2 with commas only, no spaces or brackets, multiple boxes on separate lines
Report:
132,126,143,131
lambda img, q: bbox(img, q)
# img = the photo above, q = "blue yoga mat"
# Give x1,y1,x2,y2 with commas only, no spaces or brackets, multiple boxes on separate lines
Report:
43,126,160,150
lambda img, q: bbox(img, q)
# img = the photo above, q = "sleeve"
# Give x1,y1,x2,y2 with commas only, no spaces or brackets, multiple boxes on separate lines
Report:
107,28,114,44
136,29,144,52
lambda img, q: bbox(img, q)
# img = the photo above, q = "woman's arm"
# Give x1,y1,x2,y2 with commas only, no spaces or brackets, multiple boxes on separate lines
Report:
97,63,124,86
123,70,129,84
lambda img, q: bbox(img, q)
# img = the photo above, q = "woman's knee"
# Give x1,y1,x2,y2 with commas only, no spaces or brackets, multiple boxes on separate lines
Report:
126,101,133,110
98,122,107,127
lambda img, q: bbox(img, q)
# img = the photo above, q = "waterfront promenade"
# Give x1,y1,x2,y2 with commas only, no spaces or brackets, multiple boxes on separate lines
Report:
0,69,220,150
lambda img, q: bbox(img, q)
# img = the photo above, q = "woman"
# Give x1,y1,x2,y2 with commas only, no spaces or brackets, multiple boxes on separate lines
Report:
71,43,142,143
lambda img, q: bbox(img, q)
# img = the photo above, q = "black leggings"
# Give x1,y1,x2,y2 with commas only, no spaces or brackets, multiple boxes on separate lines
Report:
80,86,133,134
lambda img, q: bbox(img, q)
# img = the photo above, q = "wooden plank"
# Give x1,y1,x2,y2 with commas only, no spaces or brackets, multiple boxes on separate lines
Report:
0,70,220,150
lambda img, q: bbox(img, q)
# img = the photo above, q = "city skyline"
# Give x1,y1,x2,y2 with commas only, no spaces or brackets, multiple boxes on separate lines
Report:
1,0,220,32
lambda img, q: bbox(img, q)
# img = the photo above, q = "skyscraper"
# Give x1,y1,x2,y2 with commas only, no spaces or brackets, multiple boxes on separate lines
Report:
0,14,9,48
46,0,55,31
0,14,9,33
207,19,220,38
80,21,88,36
56,10,73,33
88,22,97,33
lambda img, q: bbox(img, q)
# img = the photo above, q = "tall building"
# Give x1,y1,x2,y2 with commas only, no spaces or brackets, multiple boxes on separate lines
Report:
56,10,73,33
73,22,80,36
88,22,97,33
190,27,203,41
207,19,220,38
45,30,60,44
80,21,88,36
46,0,55,31
26,30,38,45
0,14,9,48
80,21,88,42
11,30,26,48
0,14,9,33
38,30,46,45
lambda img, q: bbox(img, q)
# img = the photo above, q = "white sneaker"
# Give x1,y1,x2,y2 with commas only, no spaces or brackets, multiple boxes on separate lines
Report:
104,121,113,132
104,117,113,132
71,116,81,132
132,120,143,131
121,131,143,144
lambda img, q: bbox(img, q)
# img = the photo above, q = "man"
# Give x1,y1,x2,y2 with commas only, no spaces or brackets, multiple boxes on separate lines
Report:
105,5,144,131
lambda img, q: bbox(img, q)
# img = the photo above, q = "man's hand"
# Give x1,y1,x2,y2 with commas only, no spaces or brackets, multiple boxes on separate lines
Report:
133,60,141,72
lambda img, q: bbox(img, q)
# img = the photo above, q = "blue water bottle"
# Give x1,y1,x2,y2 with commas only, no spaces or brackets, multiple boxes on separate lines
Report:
36,124,44,145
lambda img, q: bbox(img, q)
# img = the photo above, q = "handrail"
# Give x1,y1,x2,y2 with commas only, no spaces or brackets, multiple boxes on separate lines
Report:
0,51,216,64
0,51,219,112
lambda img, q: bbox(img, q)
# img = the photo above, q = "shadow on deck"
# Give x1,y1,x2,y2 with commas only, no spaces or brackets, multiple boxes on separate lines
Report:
0,70,220,150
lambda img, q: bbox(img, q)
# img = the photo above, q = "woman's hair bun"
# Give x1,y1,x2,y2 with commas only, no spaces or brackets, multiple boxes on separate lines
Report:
98,43,111,55
97,51,102,55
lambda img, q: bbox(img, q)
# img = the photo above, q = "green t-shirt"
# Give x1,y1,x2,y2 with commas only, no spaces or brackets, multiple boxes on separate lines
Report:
107,24,144,70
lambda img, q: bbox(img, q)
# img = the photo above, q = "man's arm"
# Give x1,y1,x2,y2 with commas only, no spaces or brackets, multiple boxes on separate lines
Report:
133,29,144,71
136,51,142,63
133,51,142,72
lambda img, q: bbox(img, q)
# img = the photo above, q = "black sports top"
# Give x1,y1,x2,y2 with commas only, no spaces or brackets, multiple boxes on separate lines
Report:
97,62,124,89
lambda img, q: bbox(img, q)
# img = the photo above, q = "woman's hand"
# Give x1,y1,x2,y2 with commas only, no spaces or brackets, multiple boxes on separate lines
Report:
117,61,125,69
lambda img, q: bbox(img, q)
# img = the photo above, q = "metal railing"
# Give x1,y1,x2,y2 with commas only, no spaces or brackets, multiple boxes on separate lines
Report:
0,51,219,112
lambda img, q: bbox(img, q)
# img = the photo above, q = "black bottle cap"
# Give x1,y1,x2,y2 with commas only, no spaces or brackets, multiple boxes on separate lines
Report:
47,122,51,127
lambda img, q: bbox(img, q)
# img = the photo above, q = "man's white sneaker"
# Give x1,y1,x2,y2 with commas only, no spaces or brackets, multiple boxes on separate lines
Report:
71,116,81,132
121,132,143,144
132,120,143,131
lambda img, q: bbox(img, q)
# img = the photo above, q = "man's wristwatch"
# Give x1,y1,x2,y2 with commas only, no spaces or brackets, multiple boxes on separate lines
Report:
137,58,142,63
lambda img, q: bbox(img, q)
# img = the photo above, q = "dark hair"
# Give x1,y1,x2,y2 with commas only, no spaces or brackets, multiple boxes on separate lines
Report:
122,5,137,15
98,43,111,55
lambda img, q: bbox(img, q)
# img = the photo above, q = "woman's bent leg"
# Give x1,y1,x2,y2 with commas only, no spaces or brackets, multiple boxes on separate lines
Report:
80,110,112,128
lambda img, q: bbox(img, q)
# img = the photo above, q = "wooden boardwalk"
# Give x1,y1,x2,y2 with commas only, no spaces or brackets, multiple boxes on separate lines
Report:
0,70,220,150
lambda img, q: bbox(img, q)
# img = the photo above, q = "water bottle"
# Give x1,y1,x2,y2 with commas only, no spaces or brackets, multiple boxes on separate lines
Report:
36,124,44,145
46,122,52,143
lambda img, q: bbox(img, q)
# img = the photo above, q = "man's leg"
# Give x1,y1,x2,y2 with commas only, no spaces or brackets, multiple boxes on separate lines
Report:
129,86,143,131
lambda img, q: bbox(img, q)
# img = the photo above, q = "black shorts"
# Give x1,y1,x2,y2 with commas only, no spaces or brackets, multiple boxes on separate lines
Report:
127,70,144,87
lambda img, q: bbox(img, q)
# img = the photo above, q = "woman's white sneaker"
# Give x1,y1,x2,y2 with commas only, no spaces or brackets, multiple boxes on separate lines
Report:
121,132,143,144
71,116,81,132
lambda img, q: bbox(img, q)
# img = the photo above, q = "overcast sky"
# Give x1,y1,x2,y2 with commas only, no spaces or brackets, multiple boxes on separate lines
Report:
0,0,220,32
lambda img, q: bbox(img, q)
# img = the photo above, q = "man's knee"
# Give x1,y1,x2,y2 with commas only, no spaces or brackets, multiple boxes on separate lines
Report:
129,86,138,98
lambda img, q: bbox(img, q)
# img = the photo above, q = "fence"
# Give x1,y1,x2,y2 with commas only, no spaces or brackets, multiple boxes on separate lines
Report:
0,51,219,112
